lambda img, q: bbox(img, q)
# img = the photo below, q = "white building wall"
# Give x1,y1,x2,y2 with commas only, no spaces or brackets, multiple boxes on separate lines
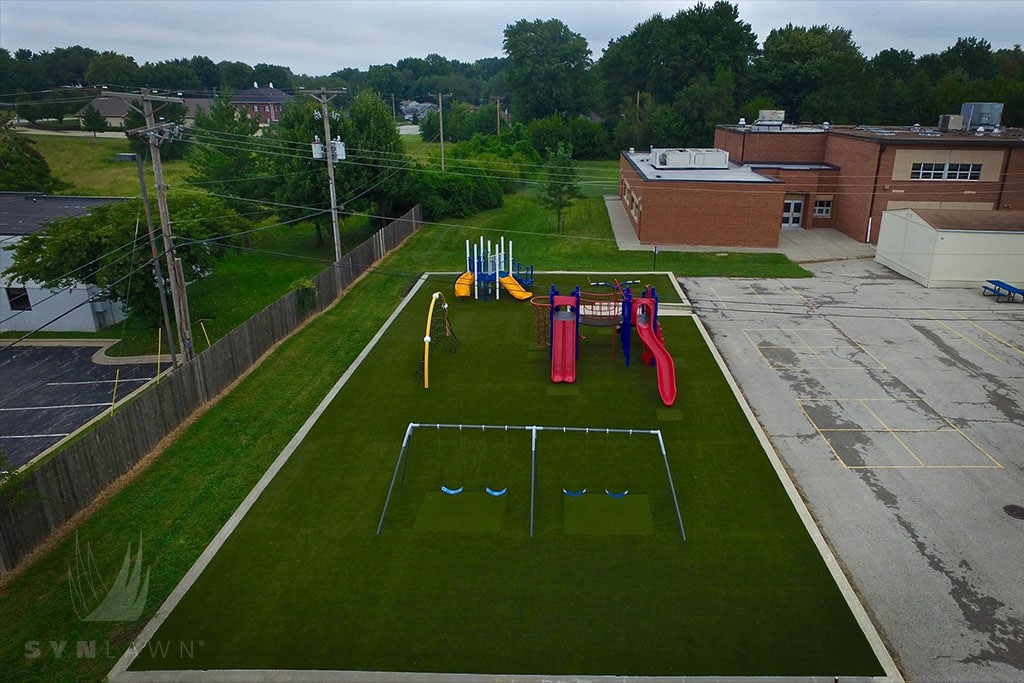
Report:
1,236,124,332
876,209,1024,287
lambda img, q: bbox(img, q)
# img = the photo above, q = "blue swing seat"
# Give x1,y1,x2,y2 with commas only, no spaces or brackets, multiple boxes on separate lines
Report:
562,487,587,497
441,485,464,495
605,488,629,499
485,486,508,497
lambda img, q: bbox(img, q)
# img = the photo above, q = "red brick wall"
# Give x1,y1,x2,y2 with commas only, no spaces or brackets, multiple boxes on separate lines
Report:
720,131,827,164
714,128,744,162
823,135,880,242
620,156,783,247
999,147,1024,210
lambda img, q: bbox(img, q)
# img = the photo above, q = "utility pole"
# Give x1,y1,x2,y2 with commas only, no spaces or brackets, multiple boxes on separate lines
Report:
116,152,178,368
309,87,346,262
494,96,502,135
438,91,446,171
130,88,195,362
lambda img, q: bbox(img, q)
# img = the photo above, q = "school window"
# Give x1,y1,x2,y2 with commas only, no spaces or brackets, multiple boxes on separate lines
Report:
910,162,945,180
5,287,31,311
946,163,982,180
813,200,832,218
911,162,982,180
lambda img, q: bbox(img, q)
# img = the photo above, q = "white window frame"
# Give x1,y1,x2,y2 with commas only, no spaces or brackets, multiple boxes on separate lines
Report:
813,200,832,218
911,161,982,181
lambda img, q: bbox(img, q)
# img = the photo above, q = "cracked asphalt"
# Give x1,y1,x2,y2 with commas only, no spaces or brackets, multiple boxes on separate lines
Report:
680,259,1024,682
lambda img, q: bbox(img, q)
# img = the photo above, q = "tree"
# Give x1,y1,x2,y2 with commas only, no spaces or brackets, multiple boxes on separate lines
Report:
185,97,268,221
3,193,245,324
81,104,108,138
218,60,255,91
85,51,139,86
253,63,294,91
598,2,758,119
344,89,406,221
752,24,866,122
503,18,594,122
137,59,200,90
268,90,404,247
940,37,998,81
539,143,583,234
0,118,69,192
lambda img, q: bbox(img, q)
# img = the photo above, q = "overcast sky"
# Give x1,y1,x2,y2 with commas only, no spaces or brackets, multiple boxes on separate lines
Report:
2,0,1022,77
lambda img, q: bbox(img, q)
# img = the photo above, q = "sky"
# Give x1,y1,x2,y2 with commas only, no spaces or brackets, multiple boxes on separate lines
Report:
2,0,1023,76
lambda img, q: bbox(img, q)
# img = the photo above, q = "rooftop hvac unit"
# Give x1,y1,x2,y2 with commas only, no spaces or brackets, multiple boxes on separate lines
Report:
651,148,729,170
757,109,785,122
937,114,963,131
960,102,1003,130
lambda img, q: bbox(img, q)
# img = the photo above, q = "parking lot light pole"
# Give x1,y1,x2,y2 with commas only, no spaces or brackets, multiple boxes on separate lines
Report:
115,152,178,368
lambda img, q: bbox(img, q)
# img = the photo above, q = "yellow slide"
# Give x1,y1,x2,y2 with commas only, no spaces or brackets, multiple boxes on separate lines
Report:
455,271,474,297
499,275,533,300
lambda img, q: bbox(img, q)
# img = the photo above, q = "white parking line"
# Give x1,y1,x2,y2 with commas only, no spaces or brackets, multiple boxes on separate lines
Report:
2,433,70,439
0,402,111,411
46,378,153,386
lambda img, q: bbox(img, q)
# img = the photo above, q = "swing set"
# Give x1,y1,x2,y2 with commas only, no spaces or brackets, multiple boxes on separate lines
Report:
376,422,687,541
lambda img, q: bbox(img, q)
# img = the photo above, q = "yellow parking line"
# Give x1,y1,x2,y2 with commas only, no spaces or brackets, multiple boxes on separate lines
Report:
922,310,1005,365
955,312,1024,357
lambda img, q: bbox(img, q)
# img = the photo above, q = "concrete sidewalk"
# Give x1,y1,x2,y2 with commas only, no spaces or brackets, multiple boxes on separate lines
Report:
604,195,876,263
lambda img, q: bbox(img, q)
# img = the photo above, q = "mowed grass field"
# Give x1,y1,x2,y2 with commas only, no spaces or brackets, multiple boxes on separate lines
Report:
129,273,883,677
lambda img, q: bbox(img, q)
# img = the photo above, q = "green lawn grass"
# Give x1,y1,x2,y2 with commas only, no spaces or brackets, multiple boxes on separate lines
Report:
125,273,882,676
24,134,191,197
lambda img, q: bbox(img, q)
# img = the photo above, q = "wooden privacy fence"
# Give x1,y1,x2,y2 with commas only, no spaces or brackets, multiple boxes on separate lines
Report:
0,206,421,575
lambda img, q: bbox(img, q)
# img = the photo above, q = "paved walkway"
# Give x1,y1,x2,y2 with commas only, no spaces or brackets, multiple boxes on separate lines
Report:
604,196,876,263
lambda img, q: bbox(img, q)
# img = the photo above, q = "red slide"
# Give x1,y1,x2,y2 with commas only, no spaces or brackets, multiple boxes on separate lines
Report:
634,304,677,406
550,296,577,383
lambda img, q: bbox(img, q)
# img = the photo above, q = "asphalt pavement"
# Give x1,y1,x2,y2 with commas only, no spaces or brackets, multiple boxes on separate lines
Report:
680,259,1024,682
0,344,157,469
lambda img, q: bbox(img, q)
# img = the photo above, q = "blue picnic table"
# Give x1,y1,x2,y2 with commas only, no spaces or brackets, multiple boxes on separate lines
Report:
982,279,1024,303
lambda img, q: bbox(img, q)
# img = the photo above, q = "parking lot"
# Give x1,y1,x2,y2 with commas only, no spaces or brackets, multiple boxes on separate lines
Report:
681,259,1024,682
0,343,157,469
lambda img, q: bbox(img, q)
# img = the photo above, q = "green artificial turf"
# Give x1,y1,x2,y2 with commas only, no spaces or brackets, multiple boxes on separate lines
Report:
128,273,883,677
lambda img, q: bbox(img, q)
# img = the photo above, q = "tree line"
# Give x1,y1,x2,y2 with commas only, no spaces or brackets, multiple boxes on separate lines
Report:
4,2,1024,154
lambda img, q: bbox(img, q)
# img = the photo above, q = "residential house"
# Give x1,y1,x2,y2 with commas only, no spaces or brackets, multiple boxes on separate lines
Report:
231,83,294,124
75,93,212,129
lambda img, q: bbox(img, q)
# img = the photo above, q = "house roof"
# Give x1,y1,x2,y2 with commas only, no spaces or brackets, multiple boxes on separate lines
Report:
75,94,212,119
232,85,294,105
913,208,1024,232
0,193,128,236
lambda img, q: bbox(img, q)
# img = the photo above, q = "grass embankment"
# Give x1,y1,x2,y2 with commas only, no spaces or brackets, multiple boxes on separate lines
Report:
24,134,191,197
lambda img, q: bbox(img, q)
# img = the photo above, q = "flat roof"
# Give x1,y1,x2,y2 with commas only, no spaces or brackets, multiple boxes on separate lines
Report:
718,122,1024,146
0,193,127,236
912,208,1024,232
623,150,778,183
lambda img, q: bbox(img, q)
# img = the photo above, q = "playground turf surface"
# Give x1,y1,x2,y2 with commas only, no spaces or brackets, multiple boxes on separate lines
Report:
127,273,885,677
